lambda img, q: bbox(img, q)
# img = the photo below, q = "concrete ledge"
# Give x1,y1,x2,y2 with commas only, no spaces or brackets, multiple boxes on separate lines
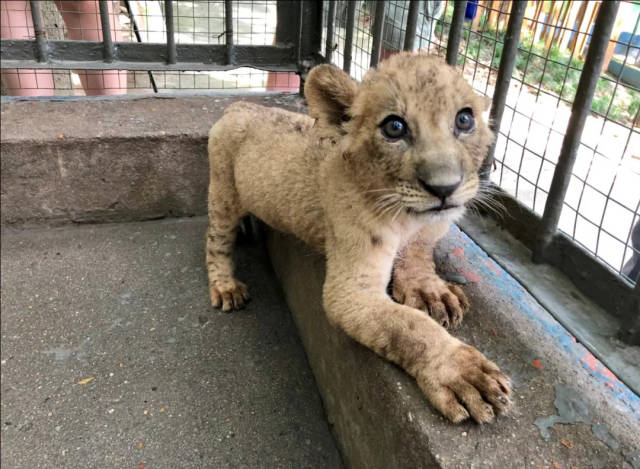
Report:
267,227,640,469
0,93,304,226
4,95,639,467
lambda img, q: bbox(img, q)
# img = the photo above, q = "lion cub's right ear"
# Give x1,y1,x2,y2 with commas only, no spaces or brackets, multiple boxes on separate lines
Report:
304,64,358,129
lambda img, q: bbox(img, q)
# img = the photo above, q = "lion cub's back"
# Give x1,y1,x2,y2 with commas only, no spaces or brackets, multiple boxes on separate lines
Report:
208,101,325,247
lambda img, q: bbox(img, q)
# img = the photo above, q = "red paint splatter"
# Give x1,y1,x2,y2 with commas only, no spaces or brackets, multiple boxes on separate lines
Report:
532,359,543,369
139,463,145,469
485,261,502,275
452,247,465,258
459,269,480,283
605,382,614,388
581,352,597,371
600,366,620,383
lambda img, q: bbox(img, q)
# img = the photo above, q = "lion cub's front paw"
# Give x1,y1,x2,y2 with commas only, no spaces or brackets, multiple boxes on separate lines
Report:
393,277,469,329
210,279,249,311
418,343,512,423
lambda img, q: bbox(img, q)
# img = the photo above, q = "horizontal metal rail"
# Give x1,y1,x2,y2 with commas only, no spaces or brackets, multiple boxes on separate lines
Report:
1,0,302,72
0,40,298,71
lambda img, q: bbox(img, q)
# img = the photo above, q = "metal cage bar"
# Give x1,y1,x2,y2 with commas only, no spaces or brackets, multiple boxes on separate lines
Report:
165,0,177,65
343,0,356,74
370,0,387,67
533,0,621,262
403,0,421,51
481,0,527,178
325,0,337,63
225,0,234,65
28,0,47,62
446,0,468,66
98,0,115,63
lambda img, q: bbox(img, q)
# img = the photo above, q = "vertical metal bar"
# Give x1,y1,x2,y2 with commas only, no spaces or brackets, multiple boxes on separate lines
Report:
370,0,386,67
343,0,356,74
165,0,177,64
403,0,420,51
98,0,115,62
325,0,337,63
618,279,640,345
533,0,620,262
225,0,234,65
480,0,527,178
124,0,157,92
276,1,300,45
28,0,47,62
297,0,304,67
446,0,467,66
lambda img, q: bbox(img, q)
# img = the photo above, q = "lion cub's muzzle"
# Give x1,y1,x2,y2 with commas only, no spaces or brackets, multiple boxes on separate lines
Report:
415,161,463,211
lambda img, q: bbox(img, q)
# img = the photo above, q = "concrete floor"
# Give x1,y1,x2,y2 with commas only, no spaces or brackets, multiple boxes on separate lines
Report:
0,217,343,468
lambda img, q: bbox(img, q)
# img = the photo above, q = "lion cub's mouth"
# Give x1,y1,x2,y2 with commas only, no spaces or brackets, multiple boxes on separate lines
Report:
406,203,461,215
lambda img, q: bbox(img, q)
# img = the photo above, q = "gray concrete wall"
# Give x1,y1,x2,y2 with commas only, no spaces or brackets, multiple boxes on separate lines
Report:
266,228,640,469
1,94,304,226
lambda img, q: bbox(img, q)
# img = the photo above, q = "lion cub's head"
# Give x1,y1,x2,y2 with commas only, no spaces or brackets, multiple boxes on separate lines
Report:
305,53,493,222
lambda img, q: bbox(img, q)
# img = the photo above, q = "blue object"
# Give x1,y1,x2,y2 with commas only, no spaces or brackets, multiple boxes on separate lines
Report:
465,0,479,20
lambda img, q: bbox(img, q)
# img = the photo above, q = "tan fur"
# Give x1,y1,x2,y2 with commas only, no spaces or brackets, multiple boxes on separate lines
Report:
206,53,511,423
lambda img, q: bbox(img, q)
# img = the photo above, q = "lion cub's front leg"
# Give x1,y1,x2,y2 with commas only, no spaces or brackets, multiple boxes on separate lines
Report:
323,234,511,423
393,225,469,328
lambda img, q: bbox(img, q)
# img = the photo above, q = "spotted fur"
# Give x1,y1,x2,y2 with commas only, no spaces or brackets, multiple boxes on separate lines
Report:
206,53,510,423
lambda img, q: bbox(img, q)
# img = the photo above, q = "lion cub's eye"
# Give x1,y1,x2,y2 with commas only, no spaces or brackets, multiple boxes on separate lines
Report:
380,115,408,140
455,108,475,134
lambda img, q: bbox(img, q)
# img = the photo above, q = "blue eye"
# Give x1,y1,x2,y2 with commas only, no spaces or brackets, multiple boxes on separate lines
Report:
455,108,475,133
380,115,408,139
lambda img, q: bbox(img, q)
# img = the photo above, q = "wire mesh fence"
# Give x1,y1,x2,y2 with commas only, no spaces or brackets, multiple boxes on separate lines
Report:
323,0,639,285
0,0,298,95
1,0,638,288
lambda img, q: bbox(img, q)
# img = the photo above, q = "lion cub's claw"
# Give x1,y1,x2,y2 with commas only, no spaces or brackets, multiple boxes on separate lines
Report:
419,343,511,424
210,280,249,311
394,280,470,329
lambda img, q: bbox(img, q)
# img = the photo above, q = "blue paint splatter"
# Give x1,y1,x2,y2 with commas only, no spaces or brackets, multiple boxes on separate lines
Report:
449,225,640,415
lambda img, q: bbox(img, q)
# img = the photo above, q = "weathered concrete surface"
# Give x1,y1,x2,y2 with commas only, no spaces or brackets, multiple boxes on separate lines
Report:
0,94,305,226
267,227,640,469
1,217,343,468
458,213,640,396
4,94,640,468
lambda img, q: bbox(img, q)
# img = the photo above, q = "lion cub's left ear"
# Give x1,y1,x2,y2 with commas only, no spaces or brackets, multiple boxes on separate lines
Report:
305,64,358,129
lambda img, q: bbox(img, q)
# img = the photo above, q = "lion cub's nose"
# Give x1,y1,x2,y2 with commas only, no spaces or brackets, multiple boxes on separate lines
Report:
418,179,461,200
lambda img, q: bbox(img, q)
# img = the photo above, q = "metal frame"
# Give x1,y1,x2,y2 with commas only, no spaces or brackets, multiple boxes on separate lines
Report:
0,0,635,343
0,0,319,73
326,0,634,343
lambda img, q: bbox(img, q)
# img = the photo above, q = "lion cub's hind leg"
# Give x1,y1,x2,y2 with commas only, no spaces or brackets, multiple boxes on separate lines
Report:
206,126,250,313
206,199,249,311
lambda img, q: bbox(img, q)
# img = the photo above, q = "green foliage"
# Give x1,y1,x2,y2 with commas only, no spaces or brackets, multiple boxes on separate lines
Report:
458,23,638,125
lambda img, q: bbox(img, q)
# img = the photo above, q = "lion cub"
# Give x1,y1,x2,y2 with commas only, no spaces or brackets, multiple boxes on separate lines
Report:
206,53,511,423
